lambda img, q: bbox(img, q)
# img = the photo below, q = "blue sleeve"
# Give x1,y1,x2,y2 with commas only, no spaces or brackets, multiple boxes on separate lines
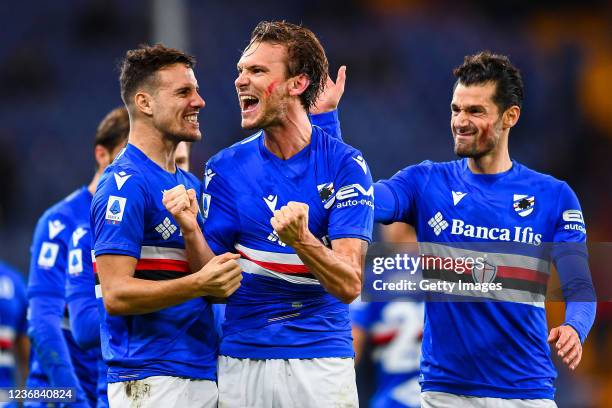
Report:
311,110,342,141
328,151,374,242
552,182,596,344
28,296,87,400
92,171,146,259
375,162,431,226
13,273,28,335
374,182,399,224
202,163,240,255
349,299,373,330
66,226,100,350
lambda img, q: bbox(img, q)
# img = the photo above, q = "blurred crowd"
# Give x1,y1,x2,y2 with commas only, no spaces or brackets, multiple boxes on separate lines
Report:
0,1,610,406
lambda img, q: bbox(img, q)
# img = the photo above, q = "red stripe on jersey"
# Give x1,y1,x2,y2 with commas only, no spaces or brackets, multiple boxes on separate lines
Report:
135,258,190,273
237,250,310,274
0,339,13,349
495,266,549,285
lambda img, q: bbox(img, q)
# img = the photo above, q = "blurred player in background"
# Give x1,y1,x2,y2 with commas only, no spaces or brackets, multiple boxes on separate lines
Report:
328,51,595,406
91,44,242,408
351,223,424,408
165,21,372,407
0,260,29,408
25,107,129,408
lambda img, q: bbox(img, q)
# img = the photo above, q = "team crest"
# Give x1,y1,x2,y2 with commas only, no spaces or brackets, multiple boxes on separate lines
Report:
317,182,335,209
472,261,497,284
202,193,211,219
513,194,535,217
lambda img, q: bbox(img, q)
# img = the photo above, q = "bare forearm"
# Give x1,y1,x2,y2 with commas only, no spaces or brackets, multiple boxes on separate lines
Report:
15,335,29,386
293,234,362,303
182,227,215,272
104,274,204,315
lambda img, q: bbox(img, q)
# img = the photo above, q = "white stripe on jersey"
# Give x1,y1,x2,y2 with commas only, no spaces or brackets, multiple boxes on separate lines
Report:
140,246,187,261
238,258,320,285
235,244,304,265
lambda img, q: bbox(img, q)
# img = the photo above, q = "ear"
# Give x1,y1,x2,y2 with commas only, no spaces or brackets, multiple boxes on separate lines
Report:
134,91,154,116
288,74,311,98
94,145,112,169
502,105,520,129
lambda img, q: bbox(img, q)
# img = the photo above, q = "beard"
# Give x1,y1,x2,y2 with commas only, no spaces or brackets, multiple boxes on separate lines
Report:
453,120,502,159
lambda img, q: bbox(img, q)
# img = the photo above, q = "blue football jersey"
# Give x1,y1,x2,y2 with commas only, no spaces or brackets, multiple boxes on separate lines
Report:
0,261,27,389
203,125,374,359
26,187,98,407
350,300,423,408
66,223,108,408
91,144,217,382
377,159,588,399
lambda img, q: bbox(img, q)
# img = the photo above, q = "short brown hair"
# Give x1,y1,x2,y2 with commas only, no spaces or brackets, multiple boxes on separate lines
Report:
246,21,328,111
95,106,129,151
453,51,524,112
119,43,196,107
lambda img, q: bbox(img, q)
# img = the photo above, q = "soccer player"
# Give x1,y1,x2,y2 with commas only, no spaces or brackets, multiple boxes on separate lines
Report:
66,131,192,408
164,21,373,407
25,107,130,408
90,44,243,408
335,52,596,406
351,223,424,408
0,260,29,407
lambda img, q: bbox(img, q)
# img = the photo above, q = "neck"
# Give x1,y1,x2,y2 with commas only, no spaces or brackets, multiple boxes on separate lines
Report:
467,141,512,174
128,120,177,172
263,105,312,160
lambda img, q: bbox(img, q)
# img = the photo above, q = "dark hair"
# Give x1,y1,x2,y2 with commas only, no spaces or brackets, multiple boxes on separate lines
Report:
453,51,524,112
246,21,328,111
119,43,196,107
95,106,129,151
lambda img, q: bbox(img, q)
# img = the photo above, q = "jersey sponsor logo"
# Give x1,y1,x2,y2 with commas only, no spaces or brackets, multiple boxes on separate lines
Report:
105,196,127,224
113,171,131,190
317,183,335,209
564,223,586,234
71,227,87,246
427,212,449,236
37,242,59,268
263,194,278,213
202,193,211,219
68,249,83,276
48,219,66,240
513,194,535,217
204,168,216,189
563,209,584,224
335,183,374,209
268,230,287,247
155,217,178,240
428,211,543,245
352,155,368,175
452,191,467,206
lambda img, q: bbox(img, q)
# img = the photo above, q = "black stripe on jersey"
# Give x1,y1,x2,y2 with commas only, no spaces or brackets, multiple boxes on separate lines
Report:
134,269,188,281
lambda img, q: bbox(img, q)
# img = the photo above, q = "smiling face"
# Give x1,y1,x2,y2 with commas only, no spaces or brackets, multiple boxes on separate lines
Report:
235,41,293,130
148,63,205,142
450,81,505,158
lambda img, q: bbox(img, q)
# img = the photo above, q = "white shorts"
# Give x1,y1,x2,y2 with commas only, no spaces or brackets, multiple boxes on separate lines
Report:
218,356,358,408
108,376,217,408
421,391,558,408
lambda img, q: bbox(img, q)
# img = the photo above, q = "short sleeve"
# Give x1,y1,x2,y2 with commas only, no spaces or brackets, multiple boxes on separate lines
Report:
349,299,373,330
553,182,587,244
14,273,28,335
202,163,240,255
27,212,72,298
328,151,374,242
66,225,95,301
91,170,146,259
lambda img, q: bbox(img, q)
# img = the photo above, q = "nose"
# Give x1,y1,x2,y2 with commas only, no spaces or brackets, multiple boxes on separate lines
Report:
235,71,248,89
192,91,205,109
454,110,469,127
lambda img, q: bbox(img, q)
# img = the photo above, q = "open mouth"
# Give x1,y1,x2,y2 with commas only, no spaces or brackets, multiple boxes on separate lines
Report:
240,95,260,113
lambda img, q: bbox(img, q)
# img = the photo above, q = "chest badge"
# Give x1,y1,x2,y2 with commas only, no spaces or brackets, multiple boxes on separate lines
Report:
513,194,535,217
317,182,335,209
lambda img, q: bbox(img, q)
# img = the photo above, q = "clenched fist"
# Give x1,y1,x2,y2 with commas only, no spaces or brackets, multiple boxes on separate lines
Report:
270,201,310,247
194,252,243,298
162,184,199,234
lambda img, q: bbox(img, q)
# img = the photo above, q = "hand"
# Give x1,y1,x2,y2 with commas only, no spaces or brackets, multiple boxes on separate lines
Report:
162,185,199,234
270,202,310,247
194,253,242,298
309,66,347,114
548,325,582,370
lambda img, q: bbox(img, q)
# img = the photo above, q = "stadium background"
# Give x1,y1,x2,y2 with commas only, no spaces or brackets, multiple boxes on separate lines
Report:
0,1,610,406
